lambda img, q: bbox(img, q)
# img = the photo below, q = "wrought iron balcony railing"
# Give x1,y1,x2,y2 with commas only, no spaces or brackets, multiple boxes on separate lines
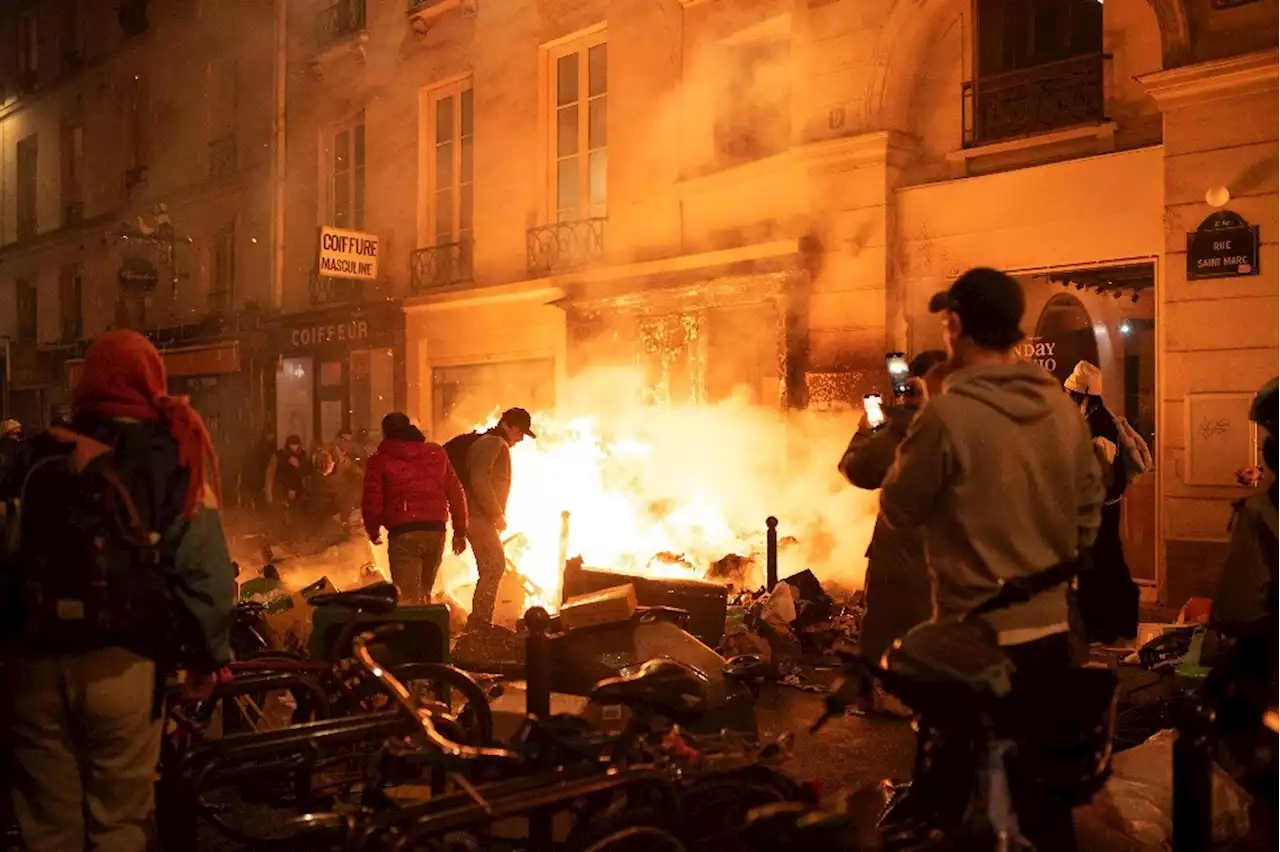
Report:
410,241,473,292
309,272,364,307
961,53,1106,148
209,135,237,179
526,218,606,276
319,0,367,45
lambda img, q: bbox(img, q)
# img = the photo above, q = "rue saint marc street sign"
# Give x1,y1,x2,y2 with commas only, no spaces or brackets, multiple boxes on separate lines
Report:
1186,210,1261,281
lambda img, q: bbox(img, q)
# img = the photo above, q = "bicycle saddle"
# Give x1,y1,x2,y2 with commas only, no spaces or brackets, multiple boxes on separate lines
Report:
590,658,710,726
308,581,399,614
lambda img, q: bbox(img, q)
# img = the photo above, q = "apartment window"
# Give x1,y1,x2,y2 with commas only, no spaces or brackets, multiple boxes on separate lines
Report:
976,0,1103,77
332,122,365,229
18,8,38,78
123,73,150,173
59,264,83,342
430,86,474,247
967,0,1105,146
17,135,39,241
713,38,791,167
16,279,38,342
62,122,85,224
61,0,84,74
213,221,235,299
552,36,606,222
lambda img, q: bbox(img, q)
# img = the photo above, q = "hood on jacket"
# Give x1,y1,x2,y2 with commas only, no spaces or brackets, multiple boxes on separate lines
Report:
376,432,445,469
944,361,1062,424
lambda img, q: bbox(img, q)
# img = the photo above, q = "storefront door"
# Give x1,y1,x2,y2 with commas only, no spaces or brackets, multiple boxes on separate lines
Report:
317,359,348,445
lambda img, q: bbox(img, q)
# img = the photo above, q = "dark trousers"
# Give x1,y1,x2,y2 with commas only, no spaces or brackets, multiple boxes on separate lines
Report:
908,632,1077,852
1002,633,1078,852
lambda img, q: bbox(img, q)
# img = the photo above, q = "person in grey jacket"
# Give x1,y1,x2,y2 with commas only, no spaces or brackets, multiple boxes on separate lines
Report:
880,268,1102,852
465,407,535,626
838,349,946,666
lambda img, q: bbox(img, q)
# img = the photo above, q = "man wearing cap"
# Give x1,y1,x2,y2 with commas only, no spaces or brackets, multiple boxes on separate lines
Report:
1062,360,1152,646
879,268,1103,851
465,408,535,626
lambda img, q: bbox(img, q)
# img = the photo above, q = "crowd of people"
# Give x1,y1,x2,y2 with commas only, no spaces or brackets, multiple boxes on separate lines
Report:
0,264,1274,851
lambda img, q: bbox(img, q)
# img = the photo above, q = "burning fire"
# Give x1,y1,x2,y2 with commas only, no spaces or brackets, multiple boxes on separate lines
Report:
438,373,879,618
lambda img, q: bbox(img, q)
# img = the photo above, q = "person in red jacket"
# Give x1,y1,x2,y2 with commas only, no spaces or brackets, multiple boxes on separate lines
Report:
362,412,468,603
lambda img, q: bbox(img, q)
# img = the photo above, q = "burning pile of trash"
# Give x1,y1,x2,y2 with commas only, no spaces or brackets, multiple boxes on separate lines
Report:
720,569,865,690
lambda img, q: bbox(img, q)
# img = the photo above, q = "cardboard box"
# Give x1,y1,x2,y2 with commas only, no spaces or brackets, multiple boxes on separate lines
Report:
559,583,638,631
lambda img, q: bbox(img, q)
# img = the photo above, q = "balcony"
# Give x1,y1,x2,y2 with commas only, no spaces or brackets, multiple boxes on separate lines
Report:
962,53,1106,148
526,218,606,276
209,135,237,180
410,242,473,292
309,272,364,307
319,0,367,46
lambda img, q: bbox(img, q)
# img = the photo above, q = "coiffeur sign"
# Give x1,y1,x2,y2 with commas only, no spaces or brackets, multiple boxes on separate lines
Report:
317,226,379,281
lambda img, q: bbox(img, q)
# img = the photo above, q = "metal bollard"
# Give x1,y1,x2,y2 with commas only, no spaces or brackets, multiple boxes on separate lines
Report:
1172,699,1214,852
524,606,552,722
557,510,571,602
524,605,553,852
766,516,779,589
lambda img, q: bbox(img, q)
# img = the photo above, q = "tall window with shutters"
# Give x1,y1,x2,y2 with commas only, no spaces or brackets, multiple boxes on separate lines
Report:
430,85,474,248
551,35,607,223
331,121,365,230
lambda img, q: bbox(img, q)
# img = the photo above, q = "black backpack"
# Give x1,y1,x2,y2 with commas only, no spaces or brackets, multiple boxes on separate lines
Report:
8,429,171,655
443,431,483,491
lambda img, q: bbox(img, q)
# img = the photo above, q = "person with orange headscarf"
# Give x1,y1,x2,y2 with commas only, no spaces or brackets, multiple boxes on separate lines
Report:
3,330,235,852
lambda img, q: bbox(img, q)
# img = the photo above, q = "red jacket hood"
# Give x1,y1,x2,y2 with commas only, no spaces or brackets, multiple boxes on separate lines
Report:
376,437,445,470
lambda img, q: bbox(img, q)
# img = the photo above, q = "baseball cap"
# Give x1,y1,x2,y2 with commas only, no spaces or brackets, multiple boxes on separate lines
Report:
501,407,537,439
928,267,1025,350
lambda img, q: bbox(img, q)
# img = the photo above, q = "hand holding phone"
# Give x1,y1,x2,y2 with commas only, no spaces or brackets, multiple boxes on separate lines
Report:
886,353,910,397
863,394,885,429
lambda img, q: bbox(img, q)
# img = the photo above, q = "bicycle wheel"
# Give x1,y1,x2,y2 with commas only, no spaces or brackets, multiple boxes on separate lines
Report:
679,766,806,850
356,662,496,745
579,825,687,852
571,806,689,852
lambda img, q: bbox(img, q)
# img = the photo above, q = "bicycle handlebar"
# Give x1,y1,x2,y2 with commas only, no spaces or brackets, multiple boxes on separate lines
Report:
351,626,523,765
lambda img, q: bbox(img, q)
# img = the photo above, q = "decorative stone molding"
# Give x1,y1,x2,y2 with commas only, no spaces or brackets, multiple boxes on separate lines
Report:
310,30,370,81
1139,47,1280,108
408,0,475,38
795,130,918,174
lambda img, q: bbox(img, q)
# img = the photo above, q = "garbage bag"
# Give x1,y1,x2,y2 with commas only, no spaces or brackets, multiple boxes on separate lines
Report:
1074,729,1251,850
761,581,798,631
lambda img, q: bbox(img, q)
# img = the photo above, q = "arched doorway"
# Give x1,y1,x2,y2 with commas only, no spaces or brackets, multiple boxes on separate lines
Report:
1033,293,1099,387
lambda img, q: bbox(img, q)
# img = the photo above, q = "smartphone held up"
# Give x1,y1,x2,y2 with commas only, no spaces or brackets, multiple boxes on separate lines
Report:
886,352,910,397
863,394,885,429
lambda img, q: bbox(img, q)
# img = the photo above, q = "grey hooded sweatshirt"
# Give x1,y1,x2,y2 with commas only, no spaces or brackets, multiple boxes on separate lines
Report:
880,361,1103,645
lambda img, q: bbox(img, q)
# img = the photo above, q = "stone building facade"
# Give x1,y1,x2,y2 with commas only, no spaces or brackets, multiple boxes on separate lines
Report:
0,0,279,496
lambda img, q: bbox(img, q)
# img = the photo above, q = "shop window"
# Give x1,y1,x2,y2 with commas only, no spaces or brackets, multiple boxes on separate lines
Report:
349,348,395,438
277,356,315,450
966,0,1105,146
17,134,38,241
331,119,365,230
16,279,38,342
59,263,83,342
431,359,556,441
429,84,474,249
712,37,791,169
550,34,607,222
61,122,85,225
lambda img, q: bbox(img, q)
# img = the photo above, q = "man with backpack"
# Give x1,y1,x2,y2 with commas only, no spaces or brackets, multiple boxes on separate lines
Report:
443,407,535,627
2,330,236,852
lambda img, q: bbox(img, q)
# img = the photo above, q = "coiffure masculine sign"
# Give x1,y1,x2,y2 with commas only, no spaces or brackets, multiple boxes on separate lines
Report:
317,226,379,280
